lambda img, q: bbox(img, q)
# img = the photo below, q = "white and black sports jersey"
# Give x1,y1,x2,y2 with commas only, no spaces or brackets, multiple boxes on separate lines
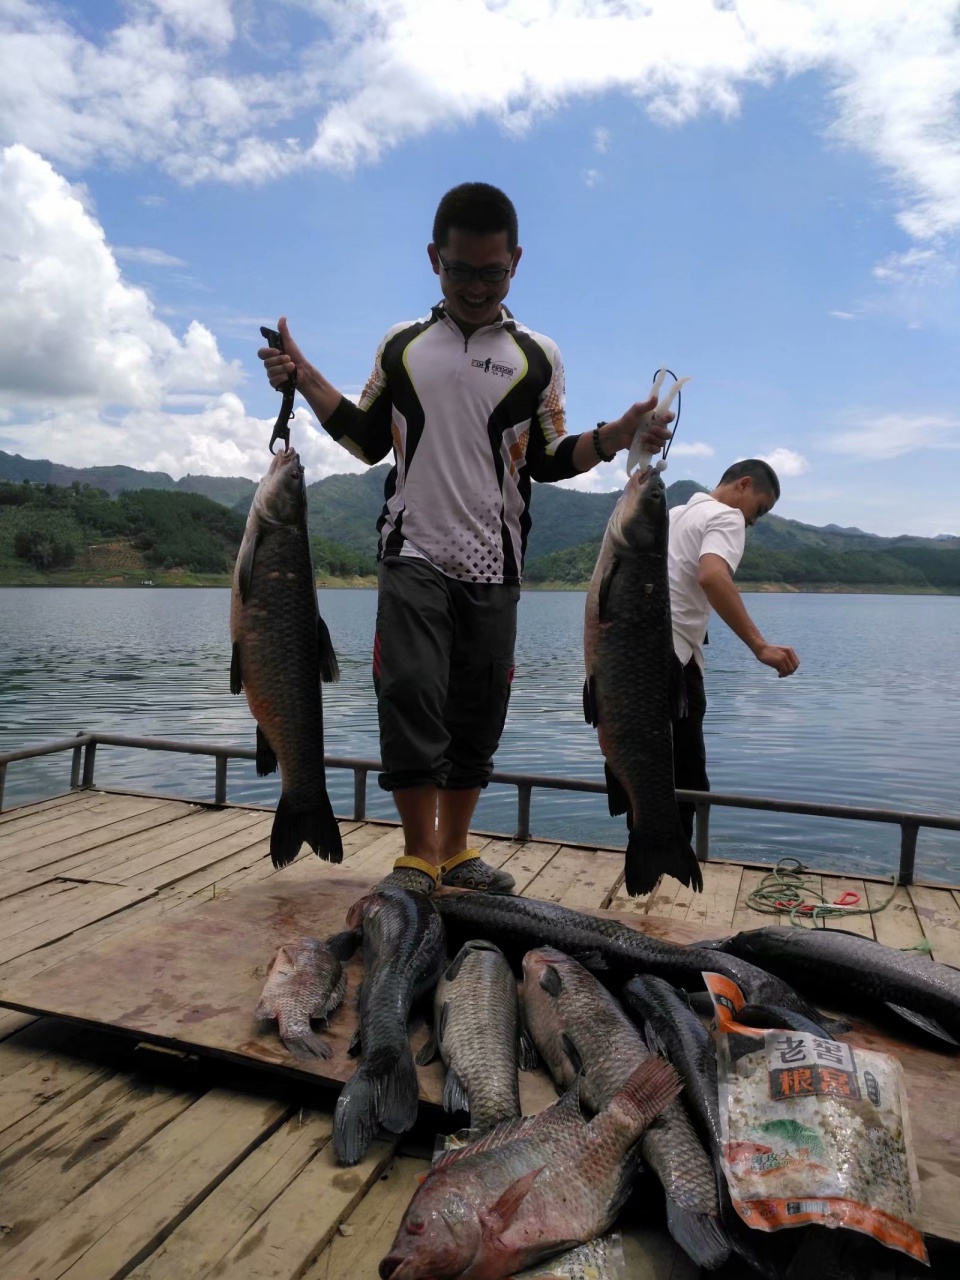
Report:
323,303,581,585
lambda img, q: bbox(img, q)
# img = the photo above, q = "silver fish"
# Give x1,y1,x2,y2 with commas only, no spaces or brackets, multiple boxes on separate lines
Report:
255,934,352,1060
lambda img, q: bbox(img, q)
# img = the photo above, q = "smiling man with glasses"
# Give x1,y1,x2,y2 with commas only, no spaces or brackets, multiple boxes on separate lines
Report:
258,182,673,896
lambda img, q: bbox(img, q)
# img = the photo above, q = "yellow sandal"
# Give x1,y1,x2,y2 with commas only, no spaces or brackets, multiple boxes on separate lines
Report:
439,848,516,894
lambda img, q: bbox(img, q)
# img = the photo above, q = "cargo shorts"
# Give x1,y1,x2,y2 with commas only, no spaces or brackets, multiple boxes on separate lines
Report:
373,556,519,792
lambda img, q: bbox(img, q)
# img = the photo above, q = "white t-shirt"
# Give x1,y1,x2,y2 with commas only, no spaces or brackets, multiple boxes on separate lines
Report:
668,492,746,671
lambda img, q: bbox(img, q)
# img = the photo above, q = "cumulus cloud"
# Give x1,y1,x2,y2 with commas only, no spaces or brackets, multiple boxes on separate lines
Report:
594,126,610,153
759,448,809,477
0,2,958,250
825,413,960,461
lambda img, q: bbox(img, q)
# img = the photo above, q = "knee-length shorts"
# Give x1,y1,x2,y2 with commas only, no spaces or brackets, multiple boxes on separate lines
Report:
373,557,519,792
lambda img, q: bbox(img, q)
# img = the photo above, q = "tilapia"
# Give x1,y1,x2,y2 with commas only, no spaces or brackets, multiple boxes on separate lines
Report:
379,1055,681,1280
522,948,729,1270
715,925,960,1046
583,466,701,896
435,891,837,1034
230,446,343,869
416,939,534,1131
254,931,357,1060
334,887,446,1166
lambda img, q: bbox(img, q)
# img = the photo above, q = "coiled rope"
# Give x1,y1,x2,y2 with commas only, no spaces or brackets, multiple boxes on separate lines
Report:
745,857,903,929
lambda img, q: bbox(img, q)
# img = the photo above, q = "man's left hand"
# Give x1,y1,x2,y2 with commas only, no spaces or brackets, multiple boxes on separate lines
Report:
604,395,674,456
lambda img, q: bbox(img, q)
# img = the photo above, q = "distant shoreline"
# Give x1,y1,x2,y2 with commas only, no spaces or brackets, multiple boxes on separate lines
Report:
0,572,957,596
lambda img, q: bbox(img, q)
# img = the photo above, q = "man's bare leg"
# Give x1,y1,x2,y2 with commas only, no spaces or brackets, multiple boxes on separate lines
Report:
438,787,481,862
392,784,441,868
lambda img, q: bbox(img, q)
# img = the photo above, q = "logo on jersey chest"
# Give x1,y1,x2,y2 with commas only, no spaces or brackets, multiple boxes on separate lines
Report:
471,357,516,379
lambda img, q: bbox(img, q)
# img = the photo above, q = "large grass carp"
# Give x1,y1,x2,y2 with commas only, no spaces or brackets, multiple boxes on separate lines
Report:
416,939,533,1131
334,887,446,1166
583,465,702,896
230,446,342,869
379,1054,681,1280
435,891,836,1034
522,947,729,1270
714,925,960,1046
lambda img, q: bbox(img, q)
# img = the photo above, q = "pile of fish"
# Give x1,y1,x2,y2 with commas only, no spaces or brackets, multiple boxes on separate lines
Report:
252,886,960,1279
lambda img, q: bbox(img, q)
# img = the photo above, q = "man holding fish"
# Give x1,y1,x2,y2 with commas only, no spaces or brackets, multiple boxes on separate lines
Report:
259,182,671,895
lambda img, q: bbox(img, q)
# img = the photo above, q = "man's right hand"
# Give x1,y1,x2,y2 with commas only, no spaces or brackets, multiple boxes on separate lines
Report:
755,643,800,678
258,316,307,391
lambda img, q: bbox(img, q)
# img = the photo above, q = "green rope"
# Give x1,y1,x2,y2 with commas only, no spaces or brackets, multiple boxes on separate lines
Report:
745,857,900,928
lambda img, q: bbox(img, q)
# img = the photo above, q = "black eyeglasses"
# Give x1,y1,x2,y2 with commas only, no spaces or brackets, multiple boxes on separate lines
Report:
436,252,513,284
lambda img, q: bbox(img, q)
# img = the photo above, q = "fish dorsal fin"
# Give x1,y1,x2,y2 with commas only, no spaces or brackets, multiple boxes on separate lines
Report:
539,965,563,997
560,1031,585,1077
430,1114,532,1174
237,531,260,603
481,1166,546,1237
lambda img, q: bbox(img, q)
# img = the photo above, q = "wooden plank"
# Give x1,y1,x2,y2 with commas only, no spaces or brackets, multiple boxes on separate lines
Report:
730,867,786,932
53,806,265,882
0,792,112,839
0,1076,198,1256
0,1089,290,1280
908,884,960,967
820,876,874,939
0,1017,84,1081
0,1035,109,1142
89,812,275,889
0,1011,37,1041
621,1225,702,1279
0,878,78,923
1,801,203,873
342,825,407,877
303,1153,429,1280
682,860,743,935
199,1133,398,1279
0,791,84,826
496,839,561,895
558,848,625,911
0,870,59,903
522,844,599,903
0,882,157,966
0,794,181,854
126,1110,337,1279
866,881,926,952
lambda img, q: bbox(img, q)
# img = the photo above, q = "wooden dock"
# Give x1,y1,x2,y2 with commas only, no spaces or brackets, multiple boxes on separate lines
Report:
1,788,959,1279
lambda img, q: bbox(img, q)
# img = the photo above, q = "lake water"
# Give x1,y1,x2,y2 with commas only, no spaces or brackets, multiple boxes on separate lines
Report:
1,587,959,884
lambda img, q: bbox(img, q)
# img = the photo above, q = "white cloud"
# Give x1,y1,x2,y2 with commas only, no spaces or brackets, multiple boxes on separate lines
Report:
825,413,960,461
0,2,957,252
0,146,240,410
582,167,601,187
114,245,186,267
668,440,714,457
829,309,856,320
873,247,941,282
594,126,610,153
759,448,809,477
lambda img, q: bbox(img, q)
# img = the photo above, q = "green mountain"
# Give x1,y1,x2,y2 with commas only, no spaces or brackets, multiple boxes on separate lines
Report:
4,447,959,588
0,450,256,507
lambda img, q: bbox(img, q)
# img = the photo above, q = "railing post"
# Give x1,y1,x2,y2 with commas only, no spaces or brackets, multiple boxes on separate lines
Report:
81,740,97,789
515,784,532,843
898,821,919,886
0,762,6,813
695,801,711,863
214,756,228,806
70,732,85,790
353,768,368,821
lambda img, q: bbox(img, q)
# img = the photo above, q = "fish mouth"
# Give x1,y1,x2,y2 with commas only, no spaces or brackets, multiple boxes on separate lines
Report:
378,1257,407,1279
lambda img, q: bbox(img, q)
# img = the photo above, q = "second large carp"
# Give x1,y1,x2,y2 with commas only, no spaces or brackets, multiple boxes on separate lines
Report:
584,465,701,895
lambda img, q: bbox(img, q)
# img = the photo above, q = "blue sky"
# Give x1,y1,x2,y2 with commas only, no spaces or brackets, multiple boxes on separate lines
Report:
1,1,958,535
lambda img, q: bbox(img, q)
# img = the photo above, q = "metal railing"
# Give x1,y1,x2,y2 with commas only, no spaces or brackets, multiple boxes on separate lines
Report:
2,731,959,887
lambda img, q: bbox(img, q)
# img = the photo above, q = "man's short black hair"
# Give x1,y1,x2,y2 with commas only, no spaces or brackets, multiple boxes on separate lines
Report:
718,459,781,500
433,183,519,252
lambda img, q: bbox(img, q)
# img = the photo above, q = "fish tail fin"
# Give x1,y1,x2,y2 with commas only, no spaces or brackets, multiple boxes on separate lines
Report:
270,792,344,869
278,1018,334,1061
624,821,703,896
609,1055,683,1132
379,1042,420,1135
333,1066,380,1166
664,1200,732,1271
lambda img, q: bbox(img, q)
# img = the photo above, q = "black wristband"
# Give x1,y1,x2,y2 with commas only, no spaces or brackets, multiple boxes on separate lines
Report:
593,423,614,463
